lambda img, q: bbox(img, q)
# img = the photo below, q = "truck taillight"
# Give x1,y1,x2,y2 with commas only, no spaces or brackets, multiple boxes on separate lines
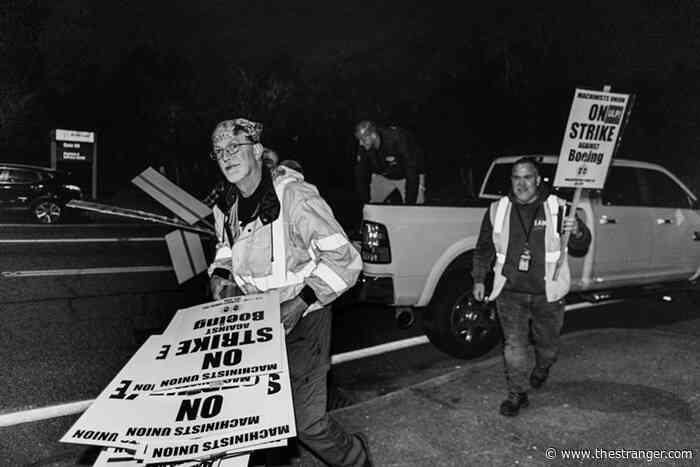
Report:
361,221,391,263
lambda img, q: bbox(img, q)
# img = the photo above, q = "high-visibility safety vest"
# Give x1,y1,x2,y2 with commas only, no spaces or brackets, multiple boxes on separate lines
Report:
210,168,362,313
487,194,570,302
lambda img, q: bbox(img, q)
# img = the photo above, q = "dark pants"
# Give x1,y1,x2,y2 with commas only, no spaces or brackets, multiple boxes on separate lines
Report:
495,290,565,394
286,306,367,466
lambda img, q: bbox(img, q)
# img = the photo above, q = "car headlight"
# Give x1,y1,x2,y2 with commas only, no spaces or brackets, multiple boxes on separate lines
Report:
65,184,81,192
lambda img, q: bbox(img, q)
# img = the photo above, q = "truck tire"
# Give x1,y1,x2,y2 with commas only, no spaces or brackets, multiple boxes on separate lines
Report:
423,266,501,359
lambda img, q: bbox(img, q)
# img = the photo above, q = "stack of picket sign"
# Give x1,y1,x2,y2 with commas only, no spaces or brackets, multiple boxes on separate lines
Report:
61,292,296,466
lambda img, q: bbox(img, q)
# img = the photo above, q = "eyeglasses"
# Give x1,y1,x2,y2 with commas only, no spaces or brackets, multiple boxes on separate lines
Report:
210,142,255,161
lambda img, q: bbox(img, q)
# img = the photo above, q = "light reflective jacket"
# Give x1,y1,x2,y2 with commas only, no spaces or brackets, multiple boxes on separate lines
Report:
210,167,362,313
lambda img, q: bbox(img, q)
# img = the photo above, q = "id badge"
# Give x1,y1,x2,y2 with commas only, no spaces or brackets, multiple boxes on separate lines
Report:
518,248,531,272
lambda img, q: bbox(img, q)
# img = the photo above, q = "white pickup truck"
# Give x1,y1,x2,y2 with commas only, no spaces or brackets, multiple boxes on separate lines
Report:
356,155,700,358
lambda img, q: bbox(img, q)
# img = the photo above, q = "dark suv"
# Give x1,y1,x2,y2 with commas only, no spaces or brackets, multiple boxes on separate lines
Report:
0,163,84,223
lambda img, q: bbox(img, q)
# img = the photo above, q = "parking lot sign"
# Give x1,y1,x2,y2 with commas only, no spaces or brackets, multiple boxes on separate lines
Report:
51,129,98,199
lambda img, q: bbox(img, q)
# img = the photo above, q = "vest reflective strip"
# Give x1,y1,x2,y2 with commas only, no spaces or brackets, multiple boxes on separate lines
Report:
493,195,562,264
546,195,558,215
315,233,348,251
497,250,558,264
268,178,294,286
546,195,559,233
313,262,347,293
496,195,559,233
242,259,316,291
214,245,232,261
546,251,561,262
493,197,510,234
233,176,315,291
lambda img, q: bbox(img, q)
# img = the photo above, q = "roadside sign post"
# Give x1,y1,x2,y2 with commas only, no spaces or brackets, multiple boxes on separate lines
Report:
50,129,98,200
552,85,633,279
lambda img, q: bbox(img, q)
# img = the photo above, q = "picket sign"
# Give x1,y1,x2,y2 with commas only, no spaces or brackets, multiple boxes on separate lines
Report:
553,84,635,280
131,167,219,284
132,167,212,227
59,292,296,465
165,229,208,284
68,166,219,284
92,446,251,466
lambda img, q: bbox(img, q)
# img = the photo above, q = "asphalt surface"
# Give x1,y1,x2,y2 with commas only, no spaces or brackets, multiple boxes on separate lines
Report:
2,221,700,466
324,326,700,467
3,297,698,467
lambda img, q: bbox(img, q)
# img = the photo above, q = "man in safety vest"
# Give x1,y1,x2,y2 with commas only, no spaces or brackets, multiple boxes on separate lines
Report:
472,157,591,417
208,118,372,466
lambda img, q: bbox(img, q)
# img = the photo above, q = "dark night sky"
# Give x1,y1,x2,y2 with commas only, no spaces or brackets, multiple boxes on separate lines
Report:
42,1,451,67
39,2,696,71
3,1,700,221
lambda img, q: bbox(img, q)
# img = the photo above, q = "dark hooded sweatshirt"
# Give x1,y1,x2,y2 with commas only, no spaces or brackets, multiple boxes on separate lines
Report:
472,188,591,295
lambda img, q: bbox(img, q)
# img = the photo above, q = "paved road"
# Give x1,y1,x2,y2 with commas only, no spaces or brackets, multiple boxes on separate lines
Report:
4,293,697,466
331,291,700,405
0,223,199,411
2,222,699,466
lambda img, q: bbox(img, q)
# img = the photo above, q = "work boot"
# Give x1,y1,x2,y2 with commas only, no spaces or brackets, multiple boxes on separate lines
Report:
530,366,550,389
354,432,374,467
499,392,529,417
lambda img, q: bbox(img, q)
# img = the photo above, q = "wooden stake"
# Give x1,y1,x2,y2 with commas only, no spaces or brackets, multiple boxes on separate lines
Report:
552,186,582,280
553,84,612,281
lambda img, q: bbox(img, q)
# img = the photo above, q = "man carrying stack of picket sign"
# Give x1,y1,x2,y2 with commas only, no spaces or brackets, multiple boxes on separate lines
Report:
61,117,372,466
207,118,372,467
61,291,297,465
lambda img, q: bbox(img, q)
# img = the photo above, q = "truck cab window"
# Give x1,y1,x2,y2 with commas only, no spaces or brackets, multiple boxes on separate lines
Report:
601,166,642,206
638,168,692,209
481,162,557,198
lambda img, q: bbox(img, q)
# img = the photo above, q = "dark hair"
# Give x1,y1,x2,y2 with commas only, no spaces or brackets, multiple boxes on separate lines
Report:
512,157,540,175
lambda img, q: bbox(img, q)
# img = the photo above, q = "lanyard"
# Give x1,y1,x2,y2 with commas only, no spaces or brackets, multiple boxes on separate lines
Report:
513,202,541,247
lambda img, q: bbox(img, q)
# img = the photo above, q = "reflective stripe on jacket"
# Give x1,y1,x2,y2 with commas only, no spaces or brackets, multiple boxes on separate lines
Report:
488,194,570,302
210,169,362,313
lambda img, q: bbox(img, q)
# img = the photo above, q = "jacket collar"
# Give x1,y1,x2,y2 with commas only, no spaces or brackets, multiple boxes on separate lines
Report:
216,168,280,226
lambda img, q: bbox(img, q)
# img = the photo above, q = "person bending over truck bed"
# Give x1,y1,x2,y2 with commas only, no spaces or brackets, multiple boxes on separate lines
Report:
472,157,591,417
354,121,426,205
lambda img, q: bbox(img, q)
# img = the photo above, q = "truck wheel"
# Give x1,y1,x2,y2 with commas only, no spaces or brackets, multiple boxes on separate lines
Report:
424,268,501,359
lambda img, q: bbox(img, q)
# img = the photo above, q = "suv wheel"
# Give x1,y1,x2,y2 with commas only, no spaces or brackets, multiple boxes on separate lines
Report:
33,199,62,224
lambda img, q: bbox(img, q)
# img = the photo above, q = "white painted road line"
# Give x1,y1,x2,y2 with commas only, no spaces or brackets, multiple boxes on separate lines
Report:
0,400,93,427
565,299,624,311
331,335,430,365
0,336,434,426
0,223,164,228
328,299,624,365
0,298,627,427
1,265,173,278
0,237,163,244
